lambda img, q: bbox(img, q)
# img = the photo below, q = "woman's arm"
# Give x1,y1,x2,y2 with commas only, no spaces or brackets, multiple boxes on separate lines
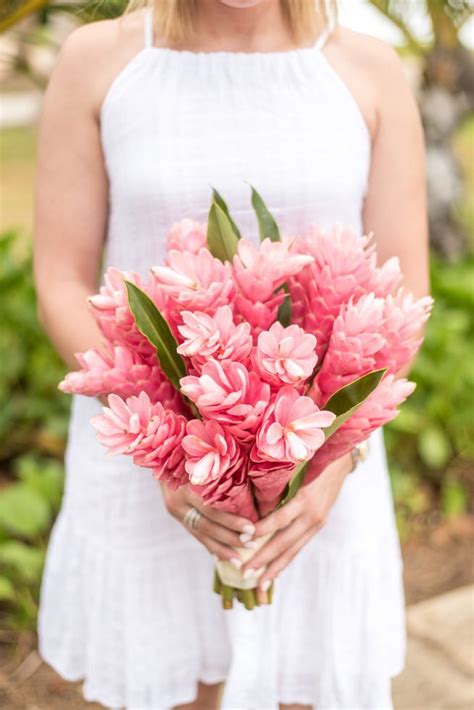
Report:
243,36,430,598
33,26,111,369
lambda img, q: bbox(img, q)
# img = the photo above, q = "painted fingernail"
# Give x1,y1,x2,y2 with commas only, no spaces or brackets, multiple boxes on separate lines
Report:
239,532,253,543
260,579,272,592
230,557,242,570
244,540,259,550
242,523,255,536
243,568,255,580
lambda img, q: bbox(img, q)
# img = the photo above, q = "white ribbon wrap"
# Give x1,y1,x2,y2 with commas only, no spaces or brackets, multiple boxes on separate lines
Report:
215,533,272,589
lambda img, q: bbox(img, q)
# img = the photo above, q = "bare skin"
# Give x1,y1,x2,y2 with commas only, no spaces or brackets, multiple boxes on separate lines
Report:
34,1,429,708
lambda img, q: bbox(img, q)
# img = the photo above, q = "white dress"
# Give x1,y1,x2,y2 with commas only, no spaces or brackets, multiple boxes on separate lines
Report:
38,7,406,709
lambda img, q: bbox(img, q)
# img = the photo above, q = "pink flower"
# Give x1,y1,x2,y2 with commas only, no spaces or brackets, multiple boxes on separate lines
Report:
288,225,402,358
152,248,234,317
315,294,386,401
248,459,295,517
90,392,188,488
182,419,243,485
58,343,182,408
166,219,207,255
88,268,165,361
177,306,252,368
180,359,270,443
305,375,416,484
190,464,259,522
370,256,403,297
233,292,284,337
254,386,336,464
233,237,313,302
253,322,317,387
375,290,433,373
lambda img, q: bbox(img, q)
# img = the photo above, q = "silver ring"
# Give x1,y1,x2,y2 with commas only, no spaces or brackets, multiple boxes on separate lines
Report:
183,507,203,531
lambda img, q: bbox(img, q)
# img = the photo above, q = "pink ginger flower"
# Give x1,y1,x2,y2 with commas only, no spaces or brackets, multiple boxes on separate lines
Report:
288,225,402,358
315,294,386,401
88,268,166,361
182,419,243,485
253,322,317,387
151,248,234,317
180,359,270,443
190,463,259,522
375,290,433,373
90,392,188,488
231,238,311,336
370,256,403,297
305,375,415,485
253,386,336,464
233,237,313,302
166,219,207,255
233,292,284,337
248,459,295,517
58,343,181,408
177,305,252,369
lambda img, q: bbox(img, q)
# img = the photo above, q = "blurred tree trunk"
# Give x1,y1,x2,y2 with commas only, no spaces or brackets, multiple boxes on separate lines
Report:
368,0,474,258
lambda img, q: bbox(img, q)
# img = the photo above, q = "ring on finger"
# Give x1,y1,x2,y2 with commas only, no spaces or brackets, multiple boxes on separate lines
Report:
183,506,203,531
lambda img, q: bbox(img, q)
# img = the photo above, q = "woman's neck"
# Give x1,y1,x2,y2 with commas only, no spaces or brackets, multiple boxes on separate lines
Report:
171,0,301,53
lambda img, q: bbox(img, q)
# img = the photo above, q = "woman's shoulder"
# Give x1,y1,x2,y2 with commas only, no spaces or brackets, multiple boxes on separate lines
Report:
327,24,418,136
48,10,147,116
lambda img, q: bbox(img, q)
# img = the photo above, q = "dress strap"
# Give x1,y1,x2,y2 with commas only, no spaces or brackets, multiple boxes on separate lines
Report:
144,5,154,49
313,0,336,51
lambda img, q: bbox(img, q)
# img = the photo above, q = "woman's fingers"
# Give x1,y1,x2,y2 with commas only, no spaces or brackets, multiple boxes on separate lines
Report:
196,532,242,564
243,515,309,575
195,513,246,549
256,527,317,592
186,491,256,536
252,494,303,539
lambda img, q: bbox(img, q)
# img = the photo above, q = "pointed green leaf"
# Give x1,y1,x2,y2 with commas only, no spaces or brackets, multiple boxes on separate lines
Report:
278,460,309,507
277,284,292,326
250,185,280,242
125,281,186,390
323,369,387,440
207,201,240,263
212,188,241,239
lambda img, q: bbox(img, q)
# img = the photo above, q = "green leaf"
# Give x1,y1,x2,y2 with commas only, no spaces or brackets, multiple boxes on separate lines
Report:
211,188,241,239
276,284,292,327
207,201,240,263
0,576,15,601
278,460,309,507
250,186,280,242
0,541,44,583
324,369,387,440
418,425,452,469
0,484,50,539
125,282,186,390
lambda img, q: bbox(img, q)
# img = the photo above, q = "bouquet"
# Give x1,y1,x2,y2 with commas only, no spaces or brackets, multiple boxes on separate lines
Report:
59,188,432,609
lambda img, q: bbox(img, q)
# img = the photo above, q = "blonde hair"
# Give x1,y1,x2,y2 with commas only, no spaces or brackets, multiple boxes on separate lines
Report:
124,0,338,45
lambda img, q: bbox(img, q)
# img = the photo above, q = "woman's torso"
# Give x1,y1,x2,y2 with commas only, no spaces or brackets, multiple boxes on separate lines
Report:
99,7,372,272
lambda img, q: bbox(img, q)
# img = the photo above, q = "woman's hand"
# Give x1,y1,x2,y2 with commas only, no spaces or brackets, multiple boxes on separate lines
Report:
160,483,256,568
243,453,353,600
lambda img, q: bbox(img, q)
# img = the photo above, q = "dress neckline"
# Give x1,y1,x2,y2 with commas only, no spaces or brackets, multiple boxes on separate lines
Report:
143,5,335,58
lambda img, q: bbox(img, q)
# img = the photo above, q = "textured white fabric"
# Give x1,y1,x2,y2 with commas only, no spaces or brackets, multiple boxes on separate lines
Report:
38,7,406,709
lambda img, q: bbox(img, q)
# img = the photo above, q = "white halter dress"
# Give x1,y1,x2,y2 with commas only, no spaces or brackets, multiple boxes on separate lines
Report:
38,8,406,709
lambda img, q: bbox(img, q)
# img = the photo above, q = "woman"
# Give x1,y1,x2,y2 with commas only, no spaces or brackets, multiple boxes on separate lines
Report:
34,1,429,709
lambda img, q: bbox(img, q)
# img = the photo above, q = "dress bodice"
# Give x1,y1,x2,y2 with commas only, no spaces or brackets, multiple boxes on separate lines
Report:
99,7,371,274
